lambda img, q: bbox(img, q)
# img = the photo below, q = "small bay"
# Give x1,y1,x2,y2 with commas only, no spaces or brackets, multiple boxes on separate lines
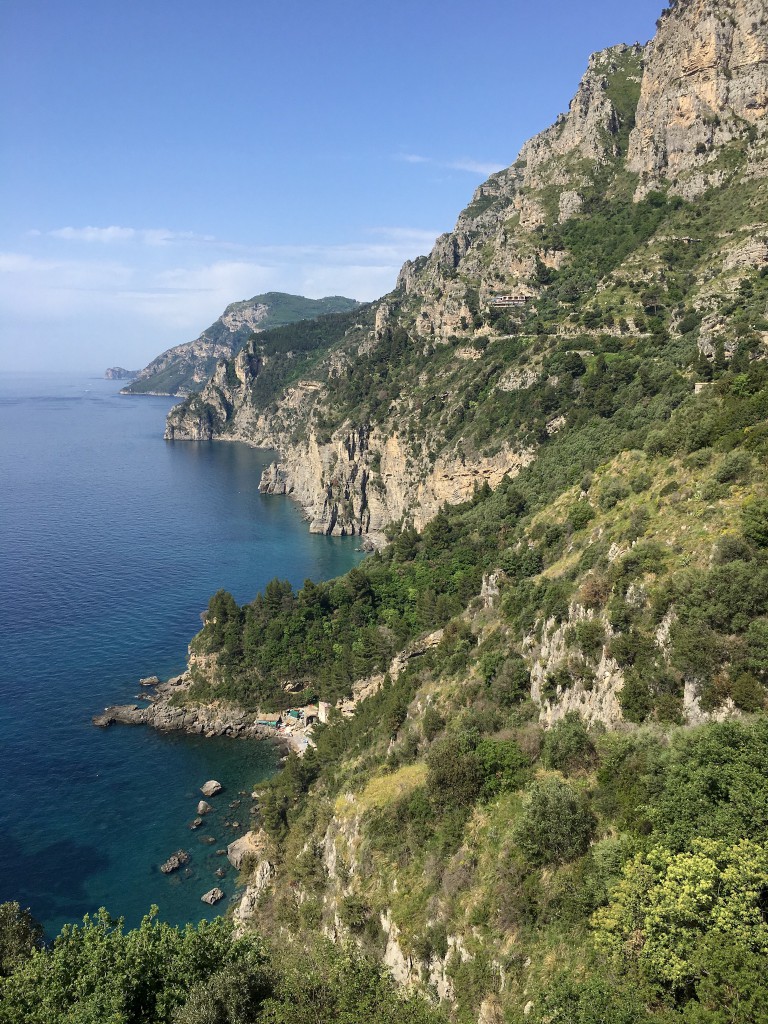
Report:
0,372,362,937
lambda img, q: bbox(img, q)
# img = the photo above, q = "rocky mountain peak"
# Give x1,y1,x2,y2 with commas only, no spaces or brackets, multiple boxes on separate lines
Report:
628,0,768,194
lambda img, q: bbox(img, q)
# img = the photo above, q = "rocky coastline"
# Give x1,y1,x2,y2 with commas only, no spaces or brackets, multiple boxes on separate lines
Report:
92,673,307,752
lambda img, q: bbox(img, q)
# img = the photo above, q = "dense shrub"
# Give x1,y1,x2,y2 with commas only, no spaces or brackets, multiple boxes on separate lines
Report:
514,778,596,865
541,713,597,774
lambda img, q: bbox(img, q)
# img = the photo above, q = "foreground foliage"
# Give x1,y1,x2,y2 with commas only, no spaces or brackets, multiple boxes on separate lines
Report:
0,909,445,1024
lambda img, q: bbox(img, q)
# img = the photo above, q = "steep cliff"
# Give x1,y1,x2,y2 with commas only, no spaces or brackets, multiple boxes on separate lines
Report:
165,0,768,546
122,292,359,396
116,5,768,1020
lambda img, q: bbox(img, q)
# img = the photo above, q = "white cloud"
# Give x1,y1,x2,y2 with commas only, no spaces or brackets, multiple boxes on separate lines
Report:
447,159,505,176
40,225,217,246
395,153,506,176
0,223,441,370
48,225,137,243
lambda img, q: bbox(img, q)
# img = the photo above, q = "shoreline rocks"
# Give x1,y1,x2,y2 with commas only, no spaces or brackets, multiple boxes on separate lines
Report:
160,850,189,874
91,673,292,748
227,829,267,870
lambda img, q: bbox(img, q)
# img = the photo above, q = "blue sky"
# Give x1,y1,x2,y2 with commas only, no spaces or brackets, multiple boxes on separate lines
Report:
1,0,662,372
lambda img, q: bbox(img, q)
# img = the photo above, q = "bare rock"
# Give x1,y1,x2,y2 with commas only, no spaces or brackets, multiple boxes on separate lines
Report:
139,675,160,687
227,829,267,869
201,887,225,905
201,780,223,798
197,800,212,815
160,850,190,874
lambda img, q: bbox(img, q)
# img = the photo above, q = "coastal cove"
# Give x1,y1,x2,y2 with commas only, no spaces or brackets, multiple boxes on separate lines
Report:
0,372,363,938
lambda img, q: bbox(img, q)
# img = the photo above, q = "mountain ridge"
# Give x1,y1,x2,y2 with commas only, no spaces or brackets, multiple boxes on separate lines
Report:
121,291,360,396
166,0,768,547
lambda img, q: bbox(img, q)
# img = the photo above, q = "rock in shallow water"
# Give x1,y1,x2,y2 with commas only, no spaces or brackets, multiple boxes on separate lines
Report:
201,780,222,797
159,850,190,874
197,800,212,815
201,887,224,905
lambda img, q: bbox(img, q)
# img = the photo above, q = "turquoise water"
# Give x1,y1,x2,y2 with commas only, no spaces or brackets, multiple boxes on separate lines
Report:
0,372,362,937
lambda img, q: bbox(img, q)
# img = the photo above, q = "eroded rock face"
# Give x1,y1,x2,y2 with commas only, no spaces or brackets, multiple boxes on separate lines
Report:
258,426,533,540
627,0,768,195
227,830,267,870
526,605,626,729
233,860,274,934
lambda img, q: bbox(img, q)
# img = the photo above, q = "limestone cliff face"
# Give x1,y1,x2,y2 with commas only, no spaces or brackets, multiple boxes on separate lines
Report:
628,0,768,196
125,299,272,397
259,427,533,540
395,43,647,343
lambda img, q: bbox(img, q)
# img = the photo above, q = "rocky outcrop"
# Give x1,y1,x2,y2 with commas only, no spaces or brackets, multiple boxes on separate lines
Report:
525,604,626,728
227,830,268,870
627,0,768,196
258,426,534,539
233,860,275,935
105,367,139,380
201,887,225,905
92,674,286,745
201,780,223,798
159,850,189,874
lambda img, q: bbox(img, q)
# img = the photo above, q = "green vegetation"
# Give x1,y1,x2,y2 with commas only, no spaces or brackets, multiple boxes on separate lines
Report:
19,18,768,1024
0,909,445,1024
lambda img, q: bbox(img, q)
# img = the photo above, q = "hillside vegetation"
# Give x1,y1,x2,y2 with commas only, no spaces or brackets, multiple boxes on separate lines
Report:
4,1,768,1022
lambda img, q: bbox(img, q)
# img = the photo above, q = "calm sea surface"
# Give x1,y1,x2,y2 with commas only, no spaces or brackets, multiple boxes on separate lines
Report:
0,372,362,937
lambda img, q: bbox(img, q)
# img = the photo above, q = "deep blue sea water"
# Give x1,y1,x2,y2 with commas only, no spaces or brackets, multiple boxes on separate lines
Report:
0,372,362,938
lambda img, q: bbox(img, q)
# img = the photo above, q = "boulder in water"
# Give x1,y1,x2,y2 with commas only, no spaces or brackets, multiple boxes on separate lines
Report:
201,887,224,905
201,780,222,797
160,850,190,874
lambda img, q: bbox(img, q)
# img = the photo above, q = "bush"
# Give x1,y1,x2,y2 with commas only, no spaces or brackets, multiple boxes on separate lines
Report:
598,479,631,511
514,778,596,865
592,838,768,1013
730,672,765,712
475,738,530,798
648,718,768,848
742,498,768,547
541,713,597,774
422,705,446,741
426,733,484,809
714,450,752,483
713,535,753,563
573,620,606,658
0,902,43,978
568,502,596,531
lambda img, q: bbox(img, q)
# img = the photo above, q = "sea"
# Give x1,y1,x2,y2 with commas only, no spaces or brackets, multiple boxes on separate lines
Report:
0,371,362,938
